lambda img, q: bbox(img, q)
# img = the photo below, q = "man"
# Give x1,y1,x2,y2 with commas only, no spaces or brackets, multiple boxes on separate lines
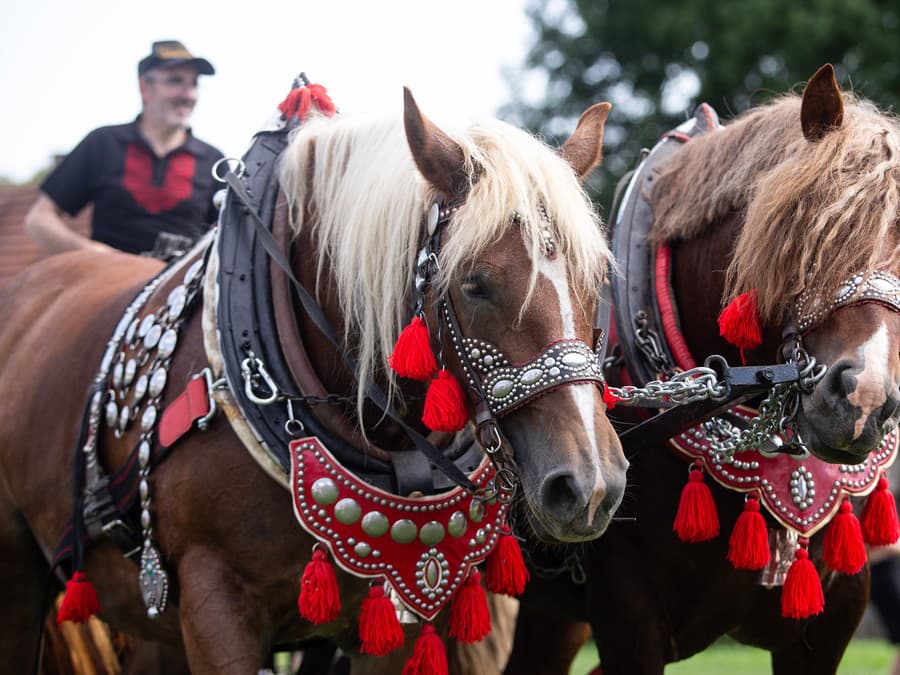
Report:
25,40,224,259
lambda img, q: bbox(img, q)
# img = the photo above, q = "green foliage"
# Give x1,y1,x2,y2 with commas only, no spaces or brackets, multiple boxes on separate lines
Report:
504,0,900,207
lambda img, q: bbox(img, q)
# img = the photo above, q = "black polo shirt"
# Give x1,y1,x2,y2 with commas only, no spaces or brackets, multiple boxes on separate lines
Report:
41,118,224,255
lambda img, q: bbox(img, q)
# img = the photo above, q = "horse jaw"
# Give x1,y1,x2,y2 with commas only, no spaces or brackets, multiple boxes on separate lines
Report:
798,305,900,463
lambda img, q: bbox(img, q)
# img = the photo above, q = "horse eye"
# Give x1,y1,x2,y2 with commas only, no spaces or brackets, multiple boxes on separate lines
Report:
461,276,488,299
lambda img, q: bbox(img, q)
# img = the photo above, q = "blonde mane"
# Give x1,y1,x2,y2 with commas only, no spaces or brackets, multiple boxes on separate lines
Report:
279,112,611,410
650,94,900,325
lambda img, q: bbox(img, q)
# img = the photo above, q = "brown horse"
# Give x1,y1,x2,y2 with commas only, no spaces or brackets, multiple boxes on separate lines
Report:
0,89,626,673
505,65,900,675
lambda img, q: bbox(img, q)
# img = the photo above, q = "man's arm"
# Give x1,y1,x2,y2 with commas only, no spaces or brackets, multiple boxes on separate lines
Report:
24,193,112,254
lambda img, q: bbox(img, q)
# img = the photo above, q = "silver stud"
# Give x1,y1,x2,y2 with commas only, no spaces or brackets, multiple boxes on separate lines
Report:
311,478,339,505
391,519,417,544
362,511,390,537
418,521,446,546
334,498,362,525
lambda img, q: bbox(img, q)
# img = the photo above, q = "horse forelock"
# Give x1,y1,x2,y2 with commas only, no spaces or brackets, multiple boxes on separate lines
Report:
651,94,900,326
278,113,611,410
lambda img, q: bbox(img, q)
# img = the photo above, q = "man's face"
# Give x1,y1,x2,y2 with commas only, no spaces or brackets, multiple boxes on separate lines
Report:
140,65,200,129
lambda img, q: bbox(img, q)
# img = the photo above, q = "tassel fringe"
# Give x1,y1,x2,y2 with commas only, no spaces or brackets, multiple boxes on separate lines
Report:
861,477,900,546
781,541,824,619
727,496,770,570
359,585,404,656
57,572,102,625
389,316,436,381
298,548,341,624
402,623,449,675
485,533,529,597
824,499,867,575
449,570,491,643
422,369,469,432
673,464,719,543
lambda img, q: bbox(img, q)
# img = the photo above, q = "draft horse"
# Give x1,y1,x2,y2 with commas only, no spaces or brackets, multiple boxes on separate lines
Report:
0,87,626,673
506,65,900,675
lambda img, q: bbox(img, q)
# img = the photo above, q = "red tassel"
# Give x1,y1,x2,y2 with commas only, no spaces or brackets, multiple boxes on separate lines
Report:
727,495,770,569
824,499,867,574
389,316,436,381
277,83,336,122
402,623,448,675
781,539,824,619
861,477,900,546
673,463,719,543
298,548,341,624
358,584,404,656
485,533,529,596
449,570,491,643
57,572,102,624
718,291,762,362
422,369,469,432
602,385,619,410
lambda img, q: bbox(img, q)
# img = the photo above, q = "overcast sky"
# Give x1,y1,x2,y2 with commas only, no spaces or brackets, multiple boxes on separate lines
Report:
1,0,531,183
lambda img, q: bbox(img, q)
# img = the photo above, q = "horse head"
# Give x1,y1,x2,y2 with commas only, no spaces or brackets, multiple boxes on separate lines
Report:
281,90,626,543
402,92,626,542
723,65,900,463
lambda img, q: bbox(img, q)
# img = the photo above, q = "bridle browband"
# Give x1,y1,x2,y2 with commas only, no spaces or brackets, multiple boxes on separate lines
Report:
793,269,900,333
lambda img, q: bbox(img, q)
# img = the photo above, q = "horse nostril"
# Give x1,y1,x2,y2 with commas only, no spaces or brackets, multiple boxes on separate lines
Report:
822,361,856,398
540,471,589,521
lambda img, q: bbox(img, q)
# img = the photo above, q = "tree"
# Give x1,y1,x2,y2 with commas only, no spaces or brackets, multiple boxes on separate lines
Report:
504,0,900,208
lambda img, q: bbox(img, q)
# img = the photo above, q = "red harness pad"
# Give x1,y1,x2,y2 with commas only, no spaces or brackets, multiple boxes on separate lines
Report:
668,406,899,536
289,438,508,620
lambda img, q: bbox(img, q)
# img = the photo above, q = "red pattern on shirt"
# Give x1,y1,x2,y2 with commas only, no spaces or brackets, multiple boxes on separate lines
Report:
123,144,195,214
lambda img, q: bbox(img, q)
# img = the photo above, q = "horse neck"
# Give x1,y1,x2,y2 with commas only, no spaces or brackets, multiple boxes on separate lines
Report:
285,206,429,451
669,212,783,365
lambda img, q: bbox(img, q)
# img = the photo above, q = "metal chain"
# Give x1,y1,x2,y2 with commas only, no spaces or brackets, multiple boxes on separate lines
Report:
608,350,827,461
608,366,727,407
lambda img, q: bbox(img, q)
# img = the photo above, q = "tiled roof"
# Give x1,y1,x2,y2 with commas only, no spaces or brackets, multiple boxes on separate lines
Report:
0,185,90,288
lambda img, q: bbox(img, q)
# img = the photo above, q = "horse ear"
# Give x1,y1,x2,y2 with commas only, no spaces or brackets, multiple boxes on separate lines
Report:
801,64,844,142
403,87,469,199
558,102,612,181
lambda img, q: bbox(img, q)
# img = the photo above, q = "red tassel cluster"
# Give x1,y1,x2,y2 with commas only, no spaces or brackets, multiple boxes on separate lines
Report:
421,369,469,433
402,623,449,675
824,499,867,574
485,533,530,596
861,477,900,546
449,570,491,643
727,495,770,569
781,539,824,619
298,548,341,624
673,464,719,543
277,83,336,122
57,572,102,625
389,317,469,433
359,585,404,656
718,291,762,363
602,385,619,410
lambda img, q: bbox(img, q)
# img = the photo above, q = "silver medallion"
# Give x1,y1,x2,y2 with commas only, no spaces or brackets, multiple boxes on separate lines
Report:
157,329,178,359
167,286,187,320
143,324,162,350
149,369,167,398
139,542,169,618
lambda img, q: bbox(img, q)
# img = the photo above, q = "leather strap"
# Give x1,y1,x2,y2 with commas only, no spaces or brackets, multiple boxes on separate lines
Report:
159,376,211,448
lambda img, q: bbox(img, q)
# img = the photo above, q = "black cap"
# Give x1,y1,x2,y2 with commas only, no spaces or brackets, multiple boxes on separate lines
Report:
138,40,215,77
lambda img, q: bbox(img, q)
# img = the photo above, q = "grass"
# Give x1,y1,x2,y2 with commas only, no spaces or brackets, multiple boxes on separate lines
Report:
570,637,896,674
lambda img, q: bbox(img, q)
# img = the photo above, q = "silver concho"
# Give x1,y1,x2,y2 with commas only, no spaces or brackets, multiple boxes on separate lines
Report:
311,477,339,505
139,542,169,618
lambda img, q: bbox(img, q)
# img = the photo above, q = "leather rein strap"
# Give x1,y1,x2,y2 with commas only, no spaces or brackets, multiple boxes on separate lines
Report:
223,172,477,493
